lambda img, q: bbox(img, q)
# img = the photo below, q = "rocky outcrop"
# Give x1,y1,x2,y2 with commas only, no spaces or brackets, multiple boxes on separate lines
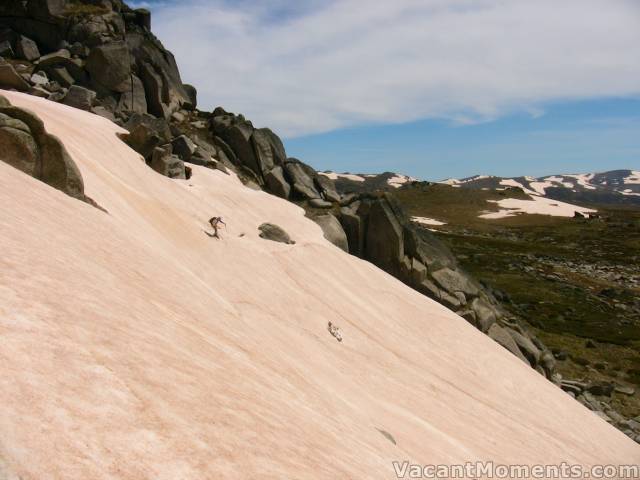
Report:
0,0,193,121
0,63,30,91
329,192,556,377
312,214,349,252
149,144,187,180
208,108,341,205
0,93,99,208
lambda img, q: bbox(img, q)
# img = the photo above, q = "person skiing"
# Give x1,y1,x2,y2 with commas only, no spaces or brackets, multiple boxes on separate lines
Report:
208,216,226,238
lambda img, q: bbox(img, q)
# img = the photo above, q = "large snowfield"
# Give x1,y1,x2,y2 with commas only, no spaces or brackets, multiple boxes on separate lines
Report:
0,91,638,478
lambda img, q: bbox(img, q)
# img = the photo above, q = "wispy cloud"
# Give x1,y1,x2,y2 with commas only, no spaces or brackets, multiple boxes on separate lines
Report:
149,0,640,138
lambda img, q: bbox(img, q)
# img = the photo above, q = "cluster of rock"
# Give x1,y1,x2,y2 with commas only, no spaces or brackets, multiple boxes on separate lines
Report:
175,106,558,379
560,379,640,443
337,192,556,377
0,92,100,208
0,0,553,378
117,112,228,180
0,0,193,123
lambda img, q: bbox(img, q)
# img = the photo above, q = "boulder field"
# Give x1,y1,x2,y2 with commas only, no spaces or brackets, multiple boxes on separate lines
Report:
0,90,637,478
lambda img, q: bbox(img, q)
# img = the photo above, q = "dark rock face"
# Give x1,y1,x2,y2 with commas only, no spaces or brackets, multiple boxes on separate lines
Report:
0,93,98,207
62,84,96,110
364,198,404,274
0,0,192,120
284,160,321,200
488,324,529,364
149,144,186,179
264,165,290,199
0,63,30,91
182,83,196,110
86,42,131,92
16,35,40,61
312,214,349,252
258,223,295,245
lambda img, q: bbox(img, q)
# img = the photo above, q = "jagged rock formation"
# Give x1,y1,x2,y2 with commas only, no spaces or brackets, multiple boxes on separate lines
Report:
0,0,557,378
0,92,100,208
201,105,558,377
0,0,191,121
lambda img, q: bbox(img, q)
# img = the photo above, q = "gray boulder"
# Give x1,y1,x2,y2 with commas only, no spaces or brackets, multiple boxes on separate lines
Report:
30,71,49,87
338,210,363,257
309,198,332,208
120,113,171,160
586,382,614,397
418,278,441,300
0,98,87,202
251,128,277,175
264,166,290,199
49,66,74,88
284,161,321,199
121,123,160,160
488,323,529,364
91,106,116,122
182,84,196,110
258,223,295,245
0,40,13,58
37,48,70,68
410,258,427,284
171,134,197,161
313,214,349,252
62,85,96,111
16,35,40,61
0,64,30,91
431,267,480,297
86,42,131,92
315,174,341,203
470,297,497,332
506,327,541,366
365,198,404,273
134,8,151,30
139,60,166,117
116,74,147,114
0,112,40,175
149,145,186,179
440,291,462,310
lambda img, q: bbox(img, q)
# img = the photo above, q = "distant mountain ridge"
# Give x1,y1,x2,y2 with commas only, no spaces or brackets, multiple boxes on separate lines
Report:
440,169,640,206
322,169,640,206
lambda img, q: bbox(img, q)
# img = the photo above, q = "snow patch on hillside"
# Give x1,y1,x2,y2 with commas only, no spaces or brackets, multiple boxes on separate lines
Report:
411,216,447,226
319,171,365,182
625,171,640,185
480,196,596,219
387,174,417,188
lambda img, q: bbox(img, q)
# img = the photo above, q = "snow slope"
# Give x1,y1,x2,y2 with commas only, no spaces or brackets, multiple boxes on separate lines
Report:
0,91,637,479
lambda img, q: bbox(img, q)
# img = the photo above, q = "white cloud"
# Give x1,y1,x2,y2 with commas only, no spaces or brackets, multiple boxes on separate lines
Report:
150,0,640,138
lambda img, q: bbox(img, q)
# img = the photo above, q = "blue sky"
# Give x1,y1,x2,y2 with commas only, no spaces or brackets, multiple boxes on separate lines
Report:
285,98,640,180
135,0,639,180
